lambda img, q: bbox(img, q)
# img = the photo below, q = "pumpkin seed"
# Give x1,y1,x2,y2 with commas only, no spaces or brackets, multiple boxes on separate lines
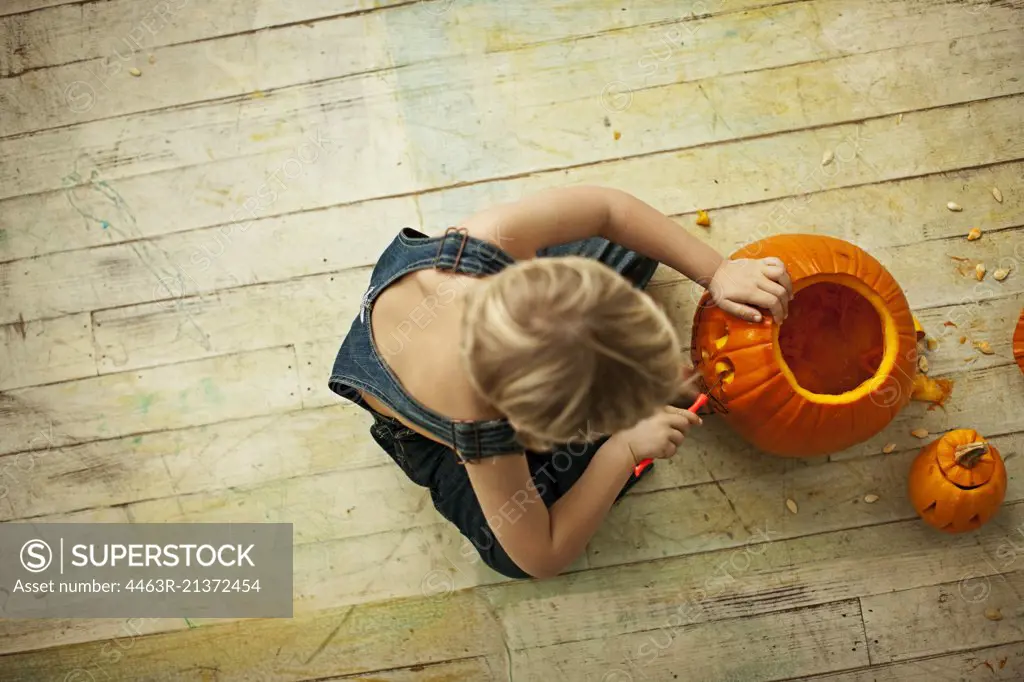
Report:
863,494,879,504
821,150,834,166
883,443,897,454
918,356,929,373
695,210,711,227
991,187,1003,203
975,263,986,281
129,67,142,77
926,338,938,351
947,201,963,212
785,498,798,514
974,340,994,355
993,267,1010,281
967,227,982,241
911,428,929,439
984,607,1003,621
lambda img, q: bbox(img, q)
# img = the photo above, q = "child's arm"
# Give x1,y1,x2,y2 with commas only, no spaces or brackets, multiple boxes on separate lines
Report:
461,185,792,322
464,407,699,579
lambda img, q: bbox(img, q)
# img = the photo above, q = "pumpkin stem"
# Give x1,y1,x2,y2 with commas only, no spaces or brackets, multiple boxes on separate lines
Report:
954,442,989,469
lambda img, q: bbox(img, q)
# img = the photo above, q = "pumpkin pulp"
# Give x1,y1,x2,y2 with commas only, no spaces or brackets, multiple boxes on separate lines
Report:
772,275,897,403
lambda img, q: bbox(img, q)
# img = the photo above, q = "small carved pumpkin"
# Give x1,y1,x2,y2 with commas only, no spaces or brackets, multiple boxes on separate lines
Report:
908,429,1007,533
690,234,918,457
1014,308,1024,376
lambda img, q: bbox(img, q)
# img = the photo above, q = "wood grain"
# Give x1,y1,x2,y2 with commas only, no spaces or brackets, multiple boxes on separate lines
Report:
0,312,94,390
2,3,1021,259
788,642,1024,681
0,346,302,456
487,502,1024,651
0,1,412,76
511,600,868,681
0,591,506,680
0,403,380,521
863,571,1024,664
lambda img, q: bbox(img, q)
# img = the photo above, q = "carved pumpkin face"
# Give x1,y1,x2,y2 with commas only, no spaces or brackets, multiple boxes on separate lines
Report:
908,429,1007,533
1014,308,1024,376
691,234,918,457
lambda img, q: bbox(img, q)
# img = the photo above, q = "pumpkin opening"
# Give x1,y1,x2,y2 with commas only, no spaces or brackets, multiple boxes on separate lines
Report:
776,281,885,396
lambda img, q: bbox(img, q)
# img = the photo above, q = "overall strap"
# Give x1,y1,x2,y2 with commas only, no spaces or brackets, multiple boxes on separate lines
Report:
364,227,516,309
331,227,523,460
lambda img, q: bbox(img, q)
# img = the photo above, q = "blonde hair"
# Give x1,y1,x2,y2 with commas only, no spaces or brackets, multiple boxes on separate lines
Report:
461,256,682,451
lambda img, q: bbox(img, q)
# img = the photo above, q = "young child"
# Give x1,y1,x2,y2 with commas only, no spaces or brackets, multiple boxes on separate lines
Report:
328,186,792,580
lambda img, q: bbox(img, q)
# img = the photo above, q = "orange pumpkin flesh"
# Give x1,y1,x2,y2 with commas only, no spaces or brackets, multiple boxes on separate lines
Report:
778,281,884,394
691,235,917,457
908,429,1007,533
1014,308,1024,376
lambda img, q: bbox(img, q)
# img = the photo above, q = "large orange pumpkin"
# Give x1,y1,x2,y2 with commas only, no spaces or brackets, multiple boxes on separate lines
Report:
1014,308,1024,376
908,429,1007,533
691,234,918,457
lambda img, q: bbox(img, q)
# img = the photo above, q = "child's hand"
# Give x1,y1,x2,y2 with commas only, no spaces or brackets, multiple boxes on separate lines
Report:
614,406,702,462
708,257,793,323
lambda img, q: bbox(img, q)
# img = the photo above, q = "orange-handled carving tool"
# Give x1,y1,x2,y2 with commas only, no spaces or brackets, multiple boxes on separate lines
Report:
632,375,724,478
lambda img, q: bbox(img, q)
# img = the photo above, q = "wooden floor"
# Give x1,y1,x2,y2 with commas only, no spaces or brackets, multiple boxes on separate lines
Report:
1,0,1023,679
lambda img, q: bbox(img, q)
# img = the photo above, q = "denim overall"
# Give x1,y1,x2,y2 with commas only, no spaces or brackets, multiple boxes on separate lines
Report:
328,227,658,578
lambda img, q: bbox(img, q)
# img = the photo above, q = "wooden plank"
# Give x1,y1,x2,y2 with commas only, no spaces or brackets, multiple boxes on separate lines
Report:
3,0,845,77
290,522,514,613
417,87,1024,235
0,403,380,521
325,656,508,681
32,506,130,524
660,161,1024,256
0,346,301,456
0,618,187,664
0,517,513,656
588,427,1024,567
0,590,506,680
0,312,94,390
127,462,438,545
787,642,1024,681
909,292,1024,376
0,11,394,137
0,0,78,17
510,600,868,682
92,267,371,374
0,186,407,325
7,0,1009,138
0,1,411,76
486,501,1024,651
2,4,1021,260
863,571,1024,664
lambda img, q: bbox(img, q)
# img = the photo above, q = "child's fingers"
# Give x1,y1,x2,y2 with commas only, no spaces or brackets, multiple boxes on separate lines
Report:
663,408,701,431
718,299,762,323
758,279,789,321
